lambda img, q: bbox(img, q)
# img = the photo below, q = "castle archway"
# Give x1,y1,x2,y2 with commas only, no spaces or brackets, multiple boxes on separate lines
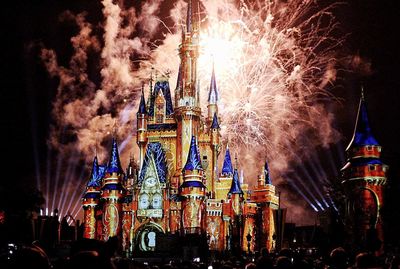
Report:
134,222,165,252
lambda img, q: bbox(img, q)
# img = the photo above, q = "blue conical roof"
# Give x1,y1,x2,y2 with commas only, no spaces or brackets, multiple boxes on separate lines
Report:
183,135,203,171
137,86,147,114
264,160,272,185
148,80,174,116
221,146,233,176
87,156,102,187
211,113,220,129
208,64,219,104
229,169,243,195
346,96,379,151
107,137,124,174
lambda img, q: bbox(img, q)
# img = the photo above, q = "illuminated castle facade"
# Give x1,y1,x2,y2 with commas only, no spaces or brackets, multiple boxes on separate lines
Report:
341,90,388,252
82,0,279,255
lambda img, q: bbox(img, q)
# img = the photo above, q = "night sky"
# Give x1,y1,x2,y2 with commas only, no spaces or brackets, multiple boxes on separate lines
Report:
1,0,400,226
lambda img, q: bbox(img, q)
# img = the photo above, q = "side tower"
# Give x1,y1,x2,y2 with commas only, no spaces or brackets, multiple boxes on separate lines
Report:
215,145,234,200
121,156,138,255
180,135,206,234
100,137,125,241
175,0,202,171
250,160,279,252
82,156,103,239
228,168,244,216
228,167,244,254
341,90,388,252
209,113,220,198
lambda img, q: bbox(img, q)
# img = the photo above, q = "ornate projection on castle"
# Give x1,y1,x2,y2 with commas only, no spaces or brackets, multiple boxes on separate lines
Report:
82,0,279,255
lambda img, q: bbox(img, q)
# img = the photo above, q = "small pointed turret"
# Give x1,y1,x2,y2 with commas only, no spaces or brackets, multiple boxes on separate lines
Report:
221,145,233,176
346,90,379,151
175,64,183,107
208,63,219,105
146,69,154,109
229,169,243,195
211,112,220,129
183,135,203,171
89,156,99,182
264,160,272,185
107,137,124,174
87,156,101,187
207,63,219,127
137,85,147,115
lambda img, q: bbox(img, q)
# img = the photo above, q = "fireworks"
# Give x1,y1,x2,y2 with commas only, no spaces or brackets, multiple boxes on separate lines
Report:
196,0,344,171
39,0,346,222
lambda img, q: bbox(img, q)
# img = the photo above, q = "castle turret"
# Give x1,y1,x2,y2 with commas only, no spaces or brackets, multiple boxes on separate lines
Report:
228,168,244,215
341,89,388,252
101,137,125,241
146,70,153,110
250,160,279,252
137,86,148,170
207,64,219,127
180,135,206,234
82,156,103,239
122,156,137,254
221,145,234,177
210,113,220,198
258,160,272,187
125,155,138,191
175,64,182,108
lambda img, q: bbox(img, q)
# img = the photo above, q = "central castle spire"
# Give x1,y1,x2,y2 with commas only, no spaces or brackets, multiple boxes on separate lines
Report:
176,0,201,107
175,0,203,170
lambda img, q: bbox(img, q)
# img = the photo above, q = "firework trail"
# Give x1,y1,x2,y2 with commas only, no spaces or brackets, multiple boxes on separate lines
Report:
195,0,345,174
39,0,348,222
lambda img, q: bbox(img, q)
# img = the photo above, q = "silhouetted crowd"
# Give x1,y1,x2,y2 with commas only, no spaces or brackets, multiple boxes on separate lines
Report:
2,238,400,269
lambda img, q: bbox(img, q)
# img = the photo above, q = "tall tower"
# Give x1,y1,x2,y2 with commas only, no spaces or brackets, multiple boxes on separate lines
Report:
341,90,388,252
101,137,125,241
180,135,206,234
175,0,202,170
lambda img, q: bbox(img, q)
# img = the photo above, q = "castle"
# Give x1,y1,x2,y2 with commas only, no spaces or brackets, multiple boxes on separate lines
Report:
82,0,279,256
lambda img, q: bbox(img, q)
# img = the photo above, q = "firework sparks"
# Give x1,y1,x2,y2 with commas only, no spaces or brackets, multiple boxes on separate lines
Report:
39,0,347,222
195,0,344,174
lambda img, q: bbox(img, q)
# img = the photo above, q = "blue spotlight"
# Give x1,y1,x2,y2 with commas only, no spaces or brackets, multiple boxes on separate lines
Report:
286,178,319,212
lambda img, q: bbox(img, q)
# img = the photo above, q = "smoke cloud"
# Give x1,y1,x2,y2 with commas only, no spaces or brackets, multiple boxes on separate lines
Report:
39,0,351,224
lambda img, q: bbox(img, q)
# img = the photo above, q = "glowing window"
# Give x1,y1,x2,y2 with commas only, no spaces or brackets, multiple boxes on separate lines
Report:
369,165,376,171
